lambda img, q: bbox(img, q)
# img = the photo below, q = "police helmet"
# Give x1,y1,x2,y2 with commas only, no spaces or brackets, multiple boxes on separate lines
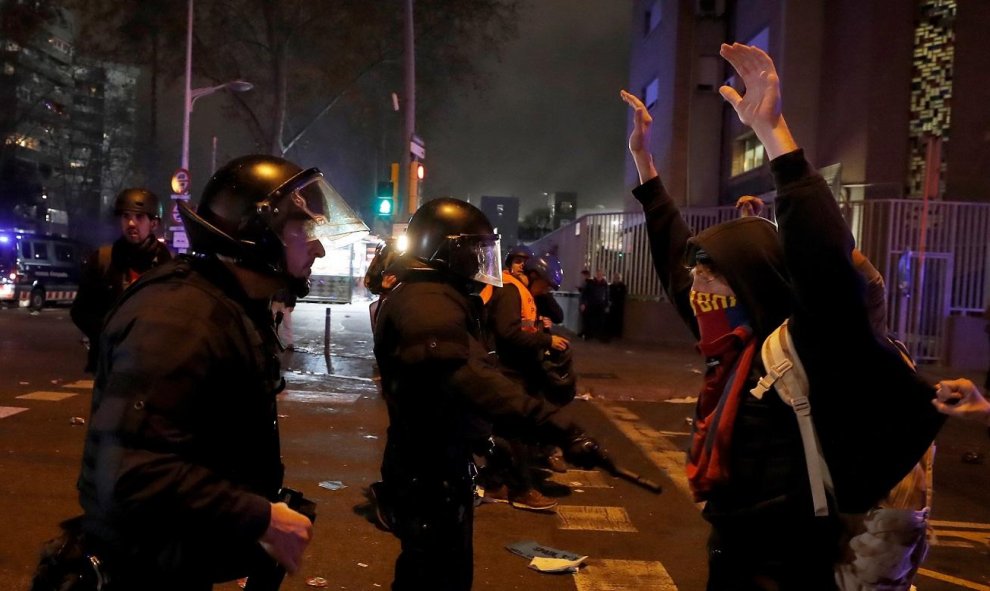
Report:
179,154,367,292
114,188,162,219
504,244,533,268
364,239,399,295
405,198,502,287
524,252,563,290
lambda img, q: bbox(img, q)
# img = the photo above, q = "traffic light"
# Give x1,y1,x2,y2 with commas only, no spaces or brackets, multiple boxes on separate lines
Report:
376,181,393,217
408,160,424,214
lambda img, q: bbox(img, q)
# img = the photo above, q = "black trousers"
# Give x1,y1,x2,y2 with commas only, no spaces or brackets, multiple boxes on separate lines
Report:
391,472,475,591
705,511,840,591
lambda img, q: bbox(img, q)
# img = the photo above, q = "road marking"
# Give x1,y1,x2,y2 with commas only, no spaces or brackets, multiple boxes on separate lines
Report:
930,521,990,550
595,401,698,506
62,380,94,389
0,407,29,419
916,568,990,591
930,520,990,530
574,559,677,590
556,506,637,532
17,391,78,401
547,469,612,489
281,390,361,404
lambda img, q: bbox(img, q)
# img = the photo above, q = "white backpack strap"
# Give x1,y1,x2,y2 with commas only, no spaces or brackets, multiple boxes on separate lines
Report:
755,320,833,517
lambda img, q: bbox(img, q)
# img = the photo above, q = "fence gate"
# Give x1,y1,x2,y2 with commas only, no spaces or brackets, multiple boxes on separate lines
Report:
888,251,953,363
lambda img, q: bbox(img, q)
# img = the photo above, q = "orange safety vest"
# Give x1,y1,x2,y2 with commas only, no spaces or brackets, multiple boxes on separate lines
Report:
500,271,539,332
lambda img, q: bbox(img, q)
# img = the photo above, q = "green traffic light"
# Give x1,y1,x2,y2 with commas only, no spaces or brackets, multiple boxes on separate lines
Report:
377,198,393,216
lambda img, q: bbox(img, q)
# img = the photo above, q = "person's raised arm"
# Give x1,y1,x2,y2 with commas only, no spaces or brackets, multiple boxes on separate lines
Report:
620,89,658,184
717,43,798,160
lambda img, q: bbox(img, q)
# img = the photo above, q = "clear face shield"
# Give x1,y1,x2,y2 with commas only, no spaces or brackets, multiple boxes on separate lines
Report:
448,234,502,287
267,168,369,248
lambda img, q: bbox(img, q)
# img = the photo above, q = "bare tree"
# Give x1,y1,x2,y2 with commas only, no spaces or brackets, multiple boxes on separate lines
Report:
185,0,519,157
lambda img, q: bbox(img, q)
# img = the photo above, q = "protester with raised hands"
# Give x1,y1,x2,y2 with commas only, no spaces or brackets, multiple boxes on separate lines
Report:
622,42,946,590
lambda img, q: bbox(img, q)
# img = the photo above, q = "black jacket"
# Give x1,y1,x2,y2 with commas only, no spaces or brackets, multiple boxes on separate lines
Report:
374,268,575,482
70,236,172,372
77,256,282,583
633,150,945,514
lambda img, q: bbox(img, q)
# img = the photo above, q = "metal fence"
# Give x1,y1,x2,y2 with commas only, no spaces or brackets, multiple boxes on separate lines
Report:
529,199,990,363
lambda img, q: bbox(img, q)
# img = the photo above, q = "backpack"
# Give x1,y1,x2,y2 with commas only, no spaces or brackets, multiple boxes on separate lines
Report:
750,319,934,590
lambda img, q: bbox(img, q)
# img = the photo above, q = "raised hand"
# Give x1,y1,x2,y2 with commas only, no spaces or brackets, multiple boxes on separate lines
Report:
619,89,658,183
717,43,797,159
620,89,653,154
718,43,782,130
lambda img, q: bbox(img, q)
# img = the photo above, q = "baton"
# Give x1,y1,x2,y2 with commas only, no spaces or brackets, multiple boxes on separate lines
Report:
600,457,663,494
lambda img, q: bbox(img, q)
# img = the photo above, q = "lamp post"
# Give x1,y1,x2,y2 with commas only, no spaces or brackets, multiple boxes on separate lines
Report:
179,0,253,172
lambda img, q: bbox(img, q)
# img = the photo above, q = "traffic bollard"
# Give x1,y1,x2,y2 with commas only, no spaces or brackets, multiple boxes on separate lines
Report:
324,307,331,359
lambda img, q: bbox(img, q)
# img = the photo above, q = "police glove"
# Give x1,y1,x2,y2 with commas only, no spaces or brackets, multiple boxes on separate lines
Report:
564,432,611,470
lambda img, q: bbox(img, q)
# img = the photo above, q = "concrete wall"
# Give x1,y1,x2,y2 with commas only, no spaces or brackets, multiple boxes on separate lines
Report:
945,315,990,371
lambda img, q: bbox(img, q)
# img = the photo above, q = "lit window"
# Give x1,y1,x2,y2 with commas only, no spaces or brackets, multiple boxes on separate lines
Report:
731,134,765,176
645,0,662,35
642,78,660,110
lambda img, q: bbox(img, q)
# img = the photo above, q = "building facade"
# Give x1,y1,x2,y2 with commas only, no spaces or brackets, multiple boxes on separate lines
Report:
0,3,138,243
625,0,987,210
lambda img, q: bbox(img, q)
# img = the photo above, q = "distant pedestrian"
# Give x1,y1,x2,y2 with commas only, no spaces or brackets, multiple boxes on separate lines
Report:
580,268,609,341
608,272,627,339
70,188,172,373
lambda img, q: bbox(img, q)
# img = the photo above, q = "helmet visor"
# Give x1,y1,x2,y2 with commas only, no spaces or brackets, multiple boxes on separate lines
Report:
451,234,502,287
276,172,368,248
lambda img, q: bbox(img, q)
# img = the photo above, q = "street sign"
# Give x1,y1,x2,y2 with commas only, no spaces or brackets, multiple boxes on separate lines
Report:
410,134,425,160
171,168,191,195
171,230,189,249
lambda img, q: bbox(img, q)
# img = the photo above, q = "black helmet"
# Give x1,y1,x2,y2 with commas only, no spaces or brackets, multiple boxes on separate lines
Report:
364,238,400,295
524,252,563,290
405,198,502,287
178,154,367,292
504,244,533,268
114,188,162,219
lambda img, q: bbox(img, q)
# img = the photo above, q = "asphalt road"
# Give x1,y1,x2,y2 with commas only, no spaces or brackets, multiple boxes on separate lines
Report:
0,301,987,590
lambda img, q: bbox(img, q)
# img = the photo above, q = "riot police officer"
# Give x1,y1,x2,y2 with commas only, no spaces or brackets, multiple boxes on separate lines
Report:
73,155,367,590
70,188,172,372
373,198,607,591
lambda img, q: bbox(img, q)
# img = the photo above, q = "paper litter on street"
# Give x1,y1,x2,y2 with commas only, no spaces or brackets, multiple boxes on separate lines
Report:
528,556,587,573
506,540,588,573
318,480,347,490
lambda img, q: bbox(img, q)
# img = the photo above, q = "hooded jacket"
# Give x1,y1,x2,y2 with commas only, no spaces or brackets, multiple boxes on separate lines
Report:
634,150,944,515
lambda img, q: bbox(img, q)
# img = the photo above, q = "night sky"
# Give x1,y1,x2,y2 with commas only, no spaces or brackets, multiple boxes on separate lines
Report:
425,0,632,216
172,0,633,220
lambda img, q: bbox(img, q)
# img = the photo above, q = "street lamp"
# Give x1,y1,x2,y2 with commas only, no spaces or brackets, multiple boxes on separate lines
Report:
179,0,253,172
181,78,253,172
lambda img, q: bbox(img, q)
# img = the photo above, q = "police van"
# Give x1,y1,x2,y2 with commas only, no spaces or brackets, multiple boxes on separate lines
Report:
0,230,85,310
